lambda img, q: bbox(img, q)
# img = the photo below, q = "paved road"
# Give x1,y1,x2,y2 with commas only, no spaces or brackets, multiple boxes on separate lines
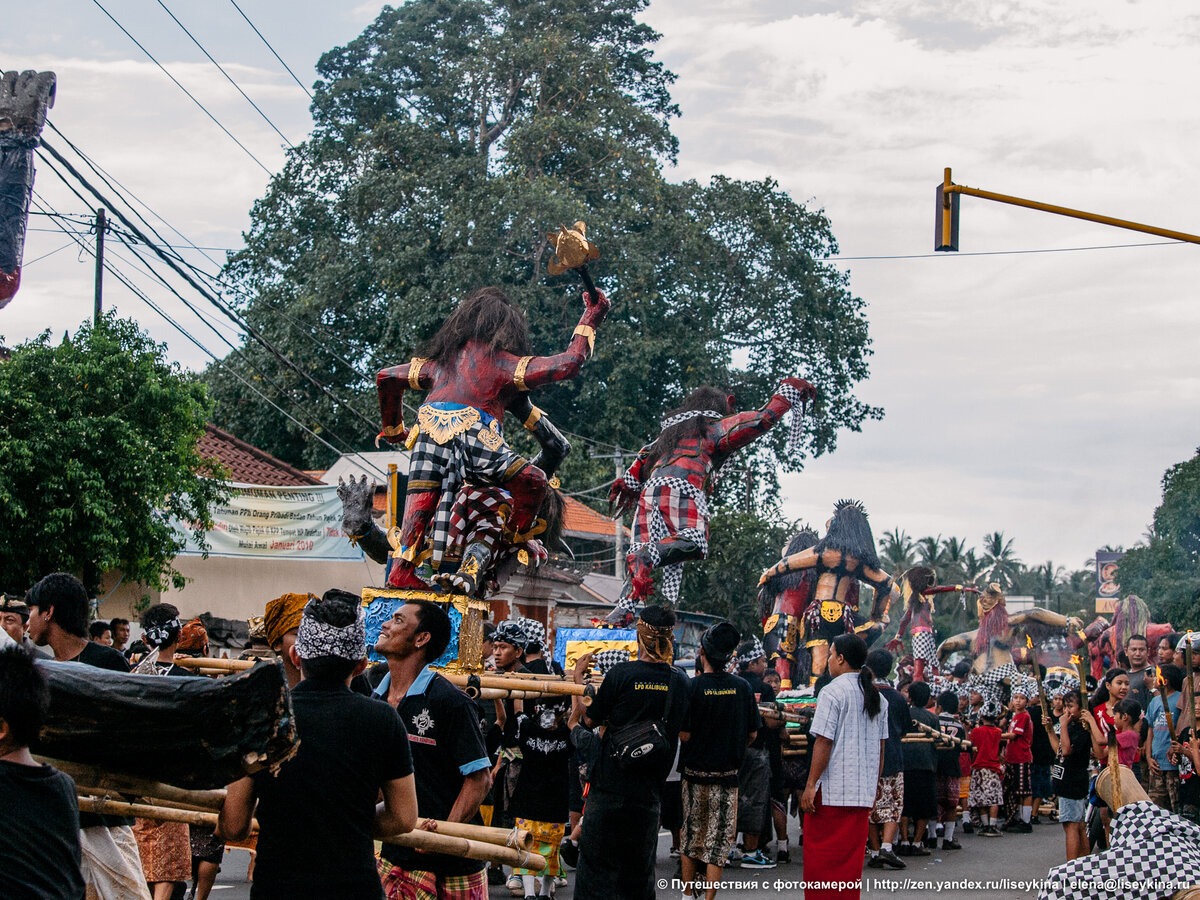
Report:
209,819,1067,898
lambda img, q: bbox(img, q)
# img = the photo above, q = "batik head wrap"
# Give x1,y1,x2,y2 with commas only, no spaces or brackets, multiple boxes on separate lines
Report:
493,619,529,650
143,616,182,650
294,599,366,661
636,619,674,665
264,592,314,649
177,618,209,655
739,636,766,664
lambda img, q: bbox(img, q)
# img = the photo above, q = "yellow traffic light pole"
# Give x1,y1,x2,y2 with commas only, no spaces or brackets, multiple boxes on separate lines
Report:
935,167,1200,251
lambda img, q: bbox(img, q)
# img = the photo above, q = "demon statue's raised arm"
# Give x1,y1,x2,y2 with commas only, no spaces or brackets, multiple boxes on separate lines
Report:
0,70,56,308
757,499,899,683
376,286,607,591
605,377,817,625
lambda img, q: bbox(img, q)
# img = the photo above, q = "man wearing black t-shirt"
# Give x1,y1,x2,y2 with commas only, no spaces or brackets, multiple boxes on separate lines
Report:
220,591,417,900
26,572,147,899
736,637,780,868
0,646,86,900
680,623,757,900
575,605,690,900
374,599,493,900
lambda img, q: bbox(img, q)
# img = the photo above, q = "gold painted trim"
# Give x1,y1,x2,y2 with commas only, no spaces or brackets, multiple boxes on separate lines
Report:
523,406,544,432
513,356,534,391
573,324,596,355
408,357,429,390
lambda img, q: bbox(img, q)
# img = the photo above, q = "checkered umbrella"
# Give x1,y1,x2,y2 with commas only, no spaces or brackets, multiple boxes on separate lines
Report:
1038,801,1200,900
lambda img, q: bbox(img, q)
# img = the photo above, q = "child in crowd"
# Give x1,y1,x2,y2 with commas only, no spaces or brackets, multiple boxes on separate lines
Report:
510,698,573,899
968,702,1005,836
1169,694,1200,823
1001,690,1034,832
1114,699,1143,767
0,647,86,900
897,682,938,857
1048,689,1104,861
934,691,966,850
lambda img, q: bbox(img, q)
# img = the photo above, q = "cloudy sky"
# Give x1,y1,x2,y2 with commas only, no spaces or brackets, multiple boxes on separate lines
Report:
5,0,1199,574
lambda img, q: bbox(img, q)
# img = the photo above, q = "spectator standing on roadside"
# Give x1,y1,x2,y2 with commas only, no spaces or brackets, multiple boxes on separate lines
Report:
865,648,909,870
678,623,757,900
897,681,937,856
574,605,690,900
800,633,886,900
734,637,779,869
933,691,966,850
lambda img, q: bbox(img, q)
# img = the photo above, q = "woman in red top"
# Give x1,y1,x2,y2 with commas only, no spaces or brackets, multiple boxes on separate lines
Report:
1090,668,1131,748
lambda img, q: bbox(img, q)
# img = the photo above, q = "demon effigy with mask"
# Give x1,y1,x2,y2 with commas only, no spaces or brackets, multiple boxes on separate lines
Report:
606,378,817,625
376,286,608,592
758,527,819,689
757,499,898,683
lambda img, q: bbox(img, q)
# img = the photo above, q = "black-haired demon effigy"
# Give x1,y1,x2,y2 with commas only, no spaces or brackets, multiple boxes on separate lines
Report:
607,377,817,625
757,499,898,684
376,285,608,592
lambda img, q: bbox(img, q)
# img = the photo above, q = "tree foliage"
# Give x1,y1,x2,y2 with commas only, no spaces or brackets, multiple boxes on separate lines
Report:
675,507,795,634
1118,448,1200,626
206,0,881,501
0,315,229,594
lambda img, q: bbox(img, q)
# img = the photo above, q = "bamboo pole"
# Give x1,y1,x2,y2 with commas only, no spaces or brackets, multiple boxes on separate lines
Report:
424,820,533,851
442,672,586,697
474,687,565,701
78,795,226,828
383,828,546,871
913,720,974,752
174,657,257,673
1186,638,1196,733
42,758,227,810
77,785,218,815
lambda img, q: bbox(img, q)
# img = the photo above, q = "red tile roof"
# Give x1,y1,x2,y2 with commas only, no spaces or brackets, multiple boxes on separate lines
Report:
563,496,627,540
198,425,324,486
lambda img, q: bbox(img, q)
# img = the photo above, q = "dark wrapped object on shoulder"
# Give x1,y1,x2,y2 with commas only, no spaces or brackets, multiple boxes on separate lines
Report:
34,658,297,789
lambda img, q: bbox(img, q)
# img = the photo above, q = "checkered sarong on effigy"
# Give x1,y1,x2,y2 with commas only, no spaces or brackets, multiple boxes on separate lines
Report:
628,475,710,604
1037,801,1200,900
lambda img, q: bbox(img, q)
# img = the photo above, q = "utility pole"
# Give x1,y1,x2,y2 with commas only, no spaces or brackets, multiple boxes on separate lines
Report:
93,207,106,324
590,448,626,576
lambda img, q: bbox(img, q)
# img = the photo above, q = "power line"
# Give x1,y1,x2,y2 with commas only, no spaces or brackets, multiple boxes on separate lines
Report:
23,240,77,267
824,239,1184,261
88,0,273,175
228,0,315,100
153,0,294,147
38,139,380,434
32,197,390,481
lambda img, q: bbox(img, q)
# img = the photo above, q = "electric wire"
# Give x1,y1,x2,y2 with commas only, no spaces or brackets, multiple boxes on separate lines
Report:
30,197,368,470
88,0,274,175
30,192,388,479
228,0,315,100
153,0,295,147
38,140,382,434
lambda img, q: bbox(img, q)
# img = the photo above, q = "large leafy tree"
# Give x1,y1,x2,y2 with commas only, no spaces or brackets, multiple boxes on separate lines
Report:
0,315,229,594
1118,449,1200,626
207,0,881,500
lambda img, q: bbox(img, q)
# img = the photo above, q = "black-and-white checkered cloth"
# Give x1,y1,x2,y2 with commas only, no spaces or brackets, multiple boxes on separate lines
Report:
775,382,807,455
624,476,709,608
659,409,724,429
408,422,527,567
741,636,765,663
595,648,632,675
519,617,545,649
1038,801,1200,900
912,631,938,667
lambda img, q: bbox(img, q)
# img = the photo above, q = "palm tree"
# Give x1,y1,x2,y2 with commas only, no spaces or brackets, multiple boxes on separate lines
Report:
980,531,1022,590
916,534,949,574
878,529,916,576
1030,560,1067,604
941,536,973,584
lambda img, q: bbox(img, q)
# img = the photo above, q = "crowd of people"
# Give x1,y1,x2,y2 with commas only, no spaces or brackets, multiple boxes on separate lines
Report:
4,571,1200,900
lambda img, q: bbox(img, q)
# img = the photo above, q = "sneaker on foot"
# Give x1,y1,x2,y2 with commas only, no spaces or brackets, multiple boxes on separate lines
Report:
508,874,525,895
895,843,914,856
1014,821,1033,833
941,839,963,850
775,848,790,864
909,844,931,856
923,837,938,849
866,855,887,869
876,849,907,869
740,850,777,869
962,821,974,834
